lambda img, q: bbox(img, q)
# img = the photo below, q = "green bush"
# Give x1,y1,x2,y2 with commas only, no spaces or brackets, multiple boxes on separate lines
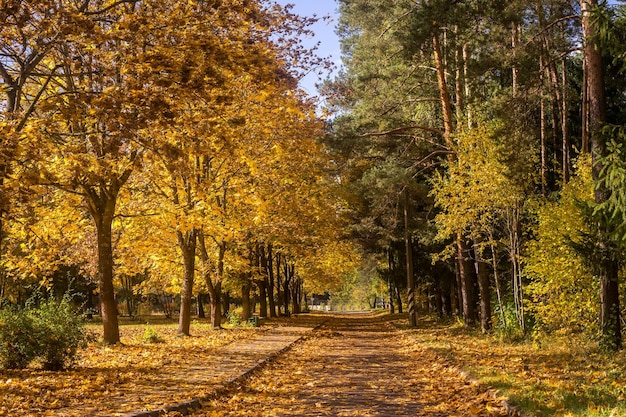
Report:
31,298,90,370
0,308,39,369
142,325,163,344
0,297,90,370
227,308,243,327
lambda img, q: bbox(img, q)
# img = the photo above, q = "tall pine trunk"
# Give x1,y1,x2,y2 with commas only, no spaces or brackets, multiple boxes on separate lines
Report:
403,190,417,327
433,31,477,326
582,0,621,350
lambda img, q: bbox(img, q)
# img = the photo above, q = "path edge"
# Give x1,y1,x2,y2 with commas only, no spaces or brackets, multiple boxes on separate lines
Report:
120,315,329,417
388,317,523,417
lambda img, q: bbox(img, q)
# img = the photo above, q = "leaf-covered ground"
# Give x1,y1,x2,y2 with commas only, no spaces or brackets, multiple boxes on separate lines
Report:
194,314,509,416
0,318,267,416
400,316,626,417
3,313,621,416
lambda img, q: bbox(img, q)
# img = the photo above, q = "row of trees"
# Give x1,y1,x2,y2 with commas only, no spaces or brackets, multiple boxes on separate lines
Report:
327,0,626,349
0,0,356,344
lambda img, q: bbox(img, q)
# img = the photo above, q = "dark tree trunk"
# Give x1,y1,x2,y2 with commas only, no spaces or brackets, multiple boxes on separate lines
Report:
94,207,120,344
582,0,622,350
283,261,292,316
257,279,268,318
403,191,417,327
387,249,396,313
267,245,277,318
221,290,230,318
441,278,452,317
177,229,197,336
257,243,269,318
276,252,283,315
84,176,133,345
242,281,251,321
457,236,478,327
198,235,225,330
291,278,302,314
207,282,222,329
197,293,205,319
395,285,403,314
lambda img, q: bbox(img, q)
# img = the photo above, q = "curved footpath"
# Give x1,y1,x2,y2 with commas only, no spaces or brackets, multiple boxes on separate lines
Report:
191,314,511,416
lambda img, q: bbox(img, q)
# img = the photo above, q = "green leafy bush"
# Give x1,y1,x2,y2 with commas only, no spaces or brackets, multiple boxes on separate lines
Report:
142,325,163,344
0,308,39,369
227,308,243,327
31,298,90,370
0,297,90,370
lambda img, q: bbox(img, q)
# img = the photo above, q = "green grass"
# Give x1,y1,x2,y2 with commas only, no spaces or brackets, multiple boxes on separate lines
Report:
397,316,626,417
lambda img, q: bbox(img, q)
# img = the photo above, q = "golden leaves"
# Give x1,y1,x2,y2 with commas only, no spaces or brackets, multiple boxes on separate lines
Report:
0,320,262,416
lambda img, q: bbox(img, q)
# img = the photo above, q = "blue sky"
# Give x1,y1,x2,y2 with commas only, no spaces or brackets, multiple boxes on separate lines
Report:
274,0,342,97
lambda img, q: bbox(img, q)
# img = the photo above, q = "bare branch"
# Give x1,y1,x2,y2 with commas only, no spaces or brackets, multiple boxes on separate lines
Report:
361,125,445,138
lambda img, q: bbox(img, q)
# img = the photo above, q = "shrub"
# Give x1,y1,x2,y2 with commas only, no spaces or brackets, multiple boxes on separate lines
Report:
142,325,162,344
31,298,90,371
227,308,243,327
0,308,39,369
0,297,90,370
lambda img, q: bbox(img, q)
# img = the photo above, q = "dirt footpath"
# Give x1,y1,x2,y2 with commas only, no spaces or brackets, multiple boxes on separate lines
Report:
197,313,509,416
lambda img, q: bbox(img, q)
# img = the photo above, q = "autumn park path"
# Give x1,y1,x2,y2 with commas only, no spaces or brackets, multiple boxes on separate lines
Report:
33,315,321,417
194,313,510,416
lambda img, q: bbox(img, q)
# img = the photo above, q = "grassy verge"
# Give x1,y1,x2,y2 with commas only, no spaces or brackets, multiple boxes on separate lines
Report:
397,316,626,417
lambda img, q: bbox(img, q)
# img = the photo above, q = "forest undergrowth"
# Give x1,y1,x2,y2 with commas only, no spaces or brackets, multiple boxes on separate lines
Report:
398,316,626,417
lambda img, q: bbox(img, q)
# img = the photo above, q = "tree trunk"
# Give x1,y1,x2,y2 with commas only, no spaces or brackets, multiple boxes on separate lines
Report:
84,178,131,345
508,205,525,332
403,190,417,327
283,261,292,316
94,206,120,344
582,0,621,350
266,244,277,318
198,234,225,330
475,253,492,332
440,271,453,317
582,56,590,153
222,290,230,318
457,235,478,326
561,59,570,183
257,279,268,318
540,55,548,196
197,293,205,319
241,281,251,321
208,282,222,329
275,252,283,315
177,229,197,336
388,250,395,314
395,285,403,314
434,30,478,326
290,280,299,315
257,243,269,318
